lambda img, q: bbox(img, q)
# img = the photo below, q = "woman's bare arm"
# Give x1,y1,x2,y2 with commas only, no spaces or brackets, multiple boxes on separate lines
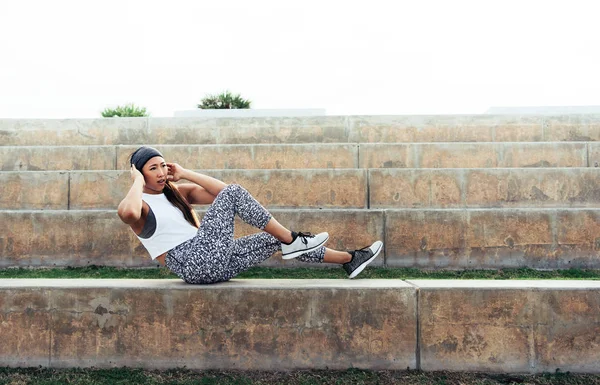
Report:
167,163,227,197
117,166,145,224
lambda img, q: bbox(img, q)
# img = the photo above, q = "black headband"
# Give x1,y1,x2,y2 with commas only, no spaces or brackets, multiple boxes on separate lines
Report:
130,146,163,170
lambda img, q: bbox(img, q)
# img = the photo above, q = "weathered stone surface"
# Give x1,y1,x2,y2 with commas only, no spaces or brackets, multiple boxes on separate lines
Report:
369,168,599,208
501,142,588,168
385,209,468,268
588,143,600,167
3,279,600,373
369,169,463,208
68,169,367,210
542,115,600,142
2,207,599,269
0,118,147,146
465,210,554,268
371,168,600,208
116,144,358,170
0,172,68,209
0,211,142,267
347,115,544,142
385,209,600,269
2,115,600,146
69,171,130,210
360,143,588,169
409,280,600,373
7,168,599,210
0,146,117,171
0,210,384,267
0,279,417,370
556,209,600,262
532,287,600,372
148,116,350,144
0,117,350,146
464,168,600,208
0,288,51,367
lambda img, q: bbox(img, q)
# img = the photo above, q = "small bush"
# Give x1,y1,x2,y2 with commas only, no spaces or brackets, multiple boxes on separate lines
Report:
101,103,148,117
198,90,251,109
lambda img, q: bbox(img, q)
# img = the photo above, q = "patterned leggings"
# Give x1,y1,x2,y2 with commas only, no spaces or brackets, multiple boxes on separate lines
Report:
165,184,325,284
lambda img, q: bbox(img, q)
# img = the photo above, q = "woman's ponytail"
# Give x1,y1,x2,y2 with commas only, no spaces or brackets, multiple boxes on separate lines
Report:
163,181,200,228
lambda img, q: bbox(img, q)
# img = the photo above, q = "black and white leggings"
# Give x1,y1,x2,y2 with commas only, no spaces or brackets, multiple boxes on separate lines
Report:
165,184,325,284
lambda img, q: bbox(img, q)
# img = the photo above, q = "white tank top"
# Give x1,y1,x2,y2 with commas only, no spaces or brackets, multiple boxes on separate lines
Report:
135,193,198,260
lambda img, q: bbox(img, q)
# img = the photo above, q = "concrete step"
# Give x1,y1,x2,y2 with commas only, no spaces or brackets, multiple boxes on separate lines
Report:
3,168,600,210
1,208,598,269
0,169,367,210
1,144,358,171
369,168,600,208
0,209,385,268
0,279,417,370
409,280,600,373
2,114,600,146
2,279,599,373
360,142,594,168
3,142,599,171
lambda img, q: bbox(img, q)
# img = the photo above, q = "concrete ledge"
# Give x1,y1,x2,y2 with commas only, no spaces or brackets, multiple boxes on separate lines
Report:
2,115,600,146
0,279,417,370
0,210,385,268
3,168,600,210
370,168,600,208
115,144,359,170
0,169,368,210
407,280,600,373
385,208,600,269
1,279,599,373
360,143,589,168
0,146,117,171
348,114,600,143
588,143,600,167
1,142,596,171
4,166,600,211
1,208,600,269
68,169,367,210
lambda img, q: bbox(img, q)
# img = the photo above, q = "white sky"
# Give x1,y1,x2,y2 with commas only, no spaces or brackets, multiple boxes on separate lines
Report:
1,0,599,118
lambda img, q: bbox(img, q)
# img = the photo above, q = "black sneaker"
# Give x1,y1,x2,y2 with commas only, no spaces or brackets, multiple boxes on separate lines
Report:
343,241,383,279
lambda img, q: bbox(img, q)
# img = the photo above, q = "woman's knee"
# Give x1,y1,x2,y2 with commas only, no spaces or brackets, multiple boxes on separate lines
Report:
222,183,243,194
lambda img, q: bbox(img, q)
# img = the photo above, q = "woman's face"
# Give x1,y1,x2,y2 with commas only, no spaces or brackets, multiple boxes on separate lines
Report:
142,156,167,193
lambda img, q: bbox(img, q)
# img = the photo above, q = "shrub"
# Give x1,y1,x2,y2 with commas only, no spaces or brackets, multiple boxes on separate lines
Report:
101,103,148,117
198,90,251,109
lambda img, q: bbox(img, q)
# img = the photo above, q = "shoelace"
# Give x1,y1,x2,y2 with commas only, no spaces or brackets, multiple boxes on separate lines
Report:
296,232,314,246
350,246,372,263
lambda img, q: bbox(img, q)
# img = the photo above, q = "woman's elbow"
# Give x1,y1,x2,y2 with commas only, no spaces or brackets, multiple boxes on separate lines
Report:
117,206,140,224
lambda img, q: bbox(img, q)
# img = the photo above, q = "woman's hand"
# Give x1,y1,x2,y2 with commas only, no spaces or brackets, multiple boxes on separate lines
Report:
167,162,187,182
130,165,145,185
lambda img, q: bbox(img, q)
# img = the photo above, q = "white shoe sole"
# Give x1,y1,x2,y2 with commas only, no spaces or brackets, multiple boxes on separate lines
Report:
348,241,383,279
282,233,329,260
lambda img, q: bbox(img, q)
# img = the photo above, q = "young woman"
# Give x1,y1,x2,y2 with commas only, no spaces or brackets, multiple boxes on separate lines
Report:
117,146,383,284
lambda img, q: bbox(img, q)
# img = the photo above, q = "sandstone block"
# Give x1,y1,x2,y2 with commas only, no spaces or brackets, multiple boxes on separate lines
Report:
68,170,367,210
0,210,384,268
116,144,358,170
410,280,600,373
0,146,116,171
0,279,417,370
0,172,68,209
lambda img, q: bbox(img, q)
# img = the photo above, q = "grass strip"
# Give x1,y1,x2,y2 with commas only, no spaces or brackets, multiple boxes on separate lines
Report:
0,266,599,280
1,367,599,385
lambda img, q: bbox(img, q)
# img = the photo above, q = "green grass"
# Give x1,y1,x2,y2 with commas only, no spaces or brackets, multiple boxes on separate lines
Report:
1,367,599,385
0,266,599,280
